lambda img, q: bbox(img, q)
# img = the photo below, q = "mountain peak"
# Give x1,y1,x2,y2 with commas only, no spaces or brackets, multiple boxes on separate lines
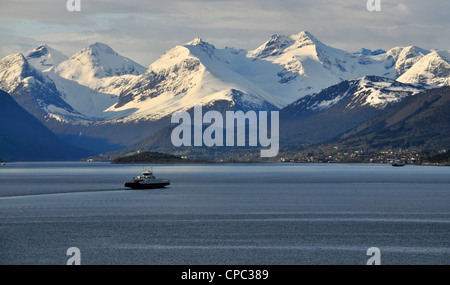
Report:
252,31,328,59
290,31,319,45
67,42,120,60
26,44,49,58
251,34,293,58
187,37,203,46
0,54,30,83
397,49,450,86
0,53,30,76
408,45,430,55
184,37,216,59
55,42,146,84
87,42,118,56
186,37,216,50
1,53,27,64
291,30,313,39
25,44,68,71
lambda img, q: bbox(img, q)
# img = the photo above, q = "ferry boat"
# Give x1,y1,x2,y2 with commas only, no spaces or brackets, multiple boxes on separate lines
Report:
392,161,405,167
124,169,170,189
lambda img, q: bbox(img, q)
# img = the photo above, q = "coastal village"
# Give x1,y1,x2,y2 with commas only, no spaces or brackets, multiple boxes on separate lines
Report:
279,148,450,165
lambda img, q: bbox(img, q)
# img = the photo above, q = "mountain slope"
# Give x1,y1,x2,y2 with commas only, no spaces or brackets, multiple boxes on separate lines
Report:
54,42,146,87
397,50,450,86
385,46,428,76
0,90,91,161
279,76,426,145
0,53,84,122
26,44,68,72
103,32,424,123
23,44,121,120
1,32,447,156
106,38,283,122
331,86,450,151
0,50,140,152
2,33,439,125
247,31,406,102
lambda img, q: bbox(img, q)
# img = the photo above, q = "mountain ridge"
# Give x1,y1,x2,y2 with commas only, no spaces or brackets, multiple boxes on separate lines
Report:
1,31,448,155
316,86,450,152
0,89,92,161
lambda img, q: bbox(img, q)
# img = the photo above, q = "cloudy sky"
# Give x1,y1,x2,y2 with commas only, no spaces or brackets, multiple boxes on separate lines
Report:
0,0,449,67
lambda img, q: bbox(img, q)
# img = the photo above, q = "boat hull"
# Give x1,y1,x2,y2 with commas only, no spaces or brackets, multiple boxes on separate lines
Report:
124,181,170,189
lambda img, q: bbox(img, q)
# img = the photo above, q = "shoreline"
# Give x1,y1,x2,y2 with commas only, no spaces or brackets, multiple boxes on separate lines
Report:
2,160,448,166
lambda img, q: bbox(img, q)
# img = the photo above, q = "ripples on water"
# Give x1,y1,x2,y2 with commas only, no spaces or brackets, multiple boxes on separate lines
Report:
0,162,449,264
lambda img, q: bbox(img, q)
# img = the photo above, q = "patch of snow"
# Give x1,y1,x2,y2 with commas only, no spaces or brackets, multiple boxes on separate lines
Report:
26,44,68,72
397,50,450,86
54,42,146,88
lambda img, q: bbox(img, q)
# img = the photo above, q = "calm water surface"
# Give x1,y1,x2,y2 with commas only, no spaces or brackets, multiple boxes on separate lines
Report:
0,162,449,264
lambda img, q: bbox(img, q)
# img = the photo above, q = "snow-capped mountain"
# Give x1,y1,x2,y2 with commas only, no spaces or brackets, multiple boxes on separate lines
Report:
2,32,444,125
54,42,146,87
385,46,429,76
1,31,448,153
283,76,425,117
247,31,404,102
47,42,148,120
104,31,432,122
329,86,450,152
397,50,450,86
108,38,282,121
26,44,68,72
279,76,426,144
0,53,83,122
346,76,426,109
22,43,146,121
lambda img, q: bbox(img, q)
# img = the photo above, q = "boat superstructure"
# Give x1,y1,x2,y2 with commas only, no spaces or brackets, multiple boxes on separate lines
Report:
124,169,170,189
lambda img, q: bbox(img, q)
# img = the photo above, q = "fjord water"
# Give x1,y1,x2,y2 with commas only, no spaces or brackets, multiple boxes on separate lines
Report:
0,162,449,265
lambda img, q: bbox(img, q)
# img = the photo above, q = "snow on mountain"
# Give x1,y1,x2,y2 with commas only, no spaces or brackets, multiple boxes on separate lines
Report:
54,42,146,89
17,43,145,120
1,32,448,154
25,44,68,72
44,70,123,120
0,53,32,93
385,46,429,76
279,76,427,146
251,34,294,58
108,30,406,121
250,31,348,94
107,38,283,121
247,31,401,103
0,53,84,121
346,76,426,109
397,50,450,86
356,48,386,56
286,76,425,115
104,31,409,122
1,32,446,130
